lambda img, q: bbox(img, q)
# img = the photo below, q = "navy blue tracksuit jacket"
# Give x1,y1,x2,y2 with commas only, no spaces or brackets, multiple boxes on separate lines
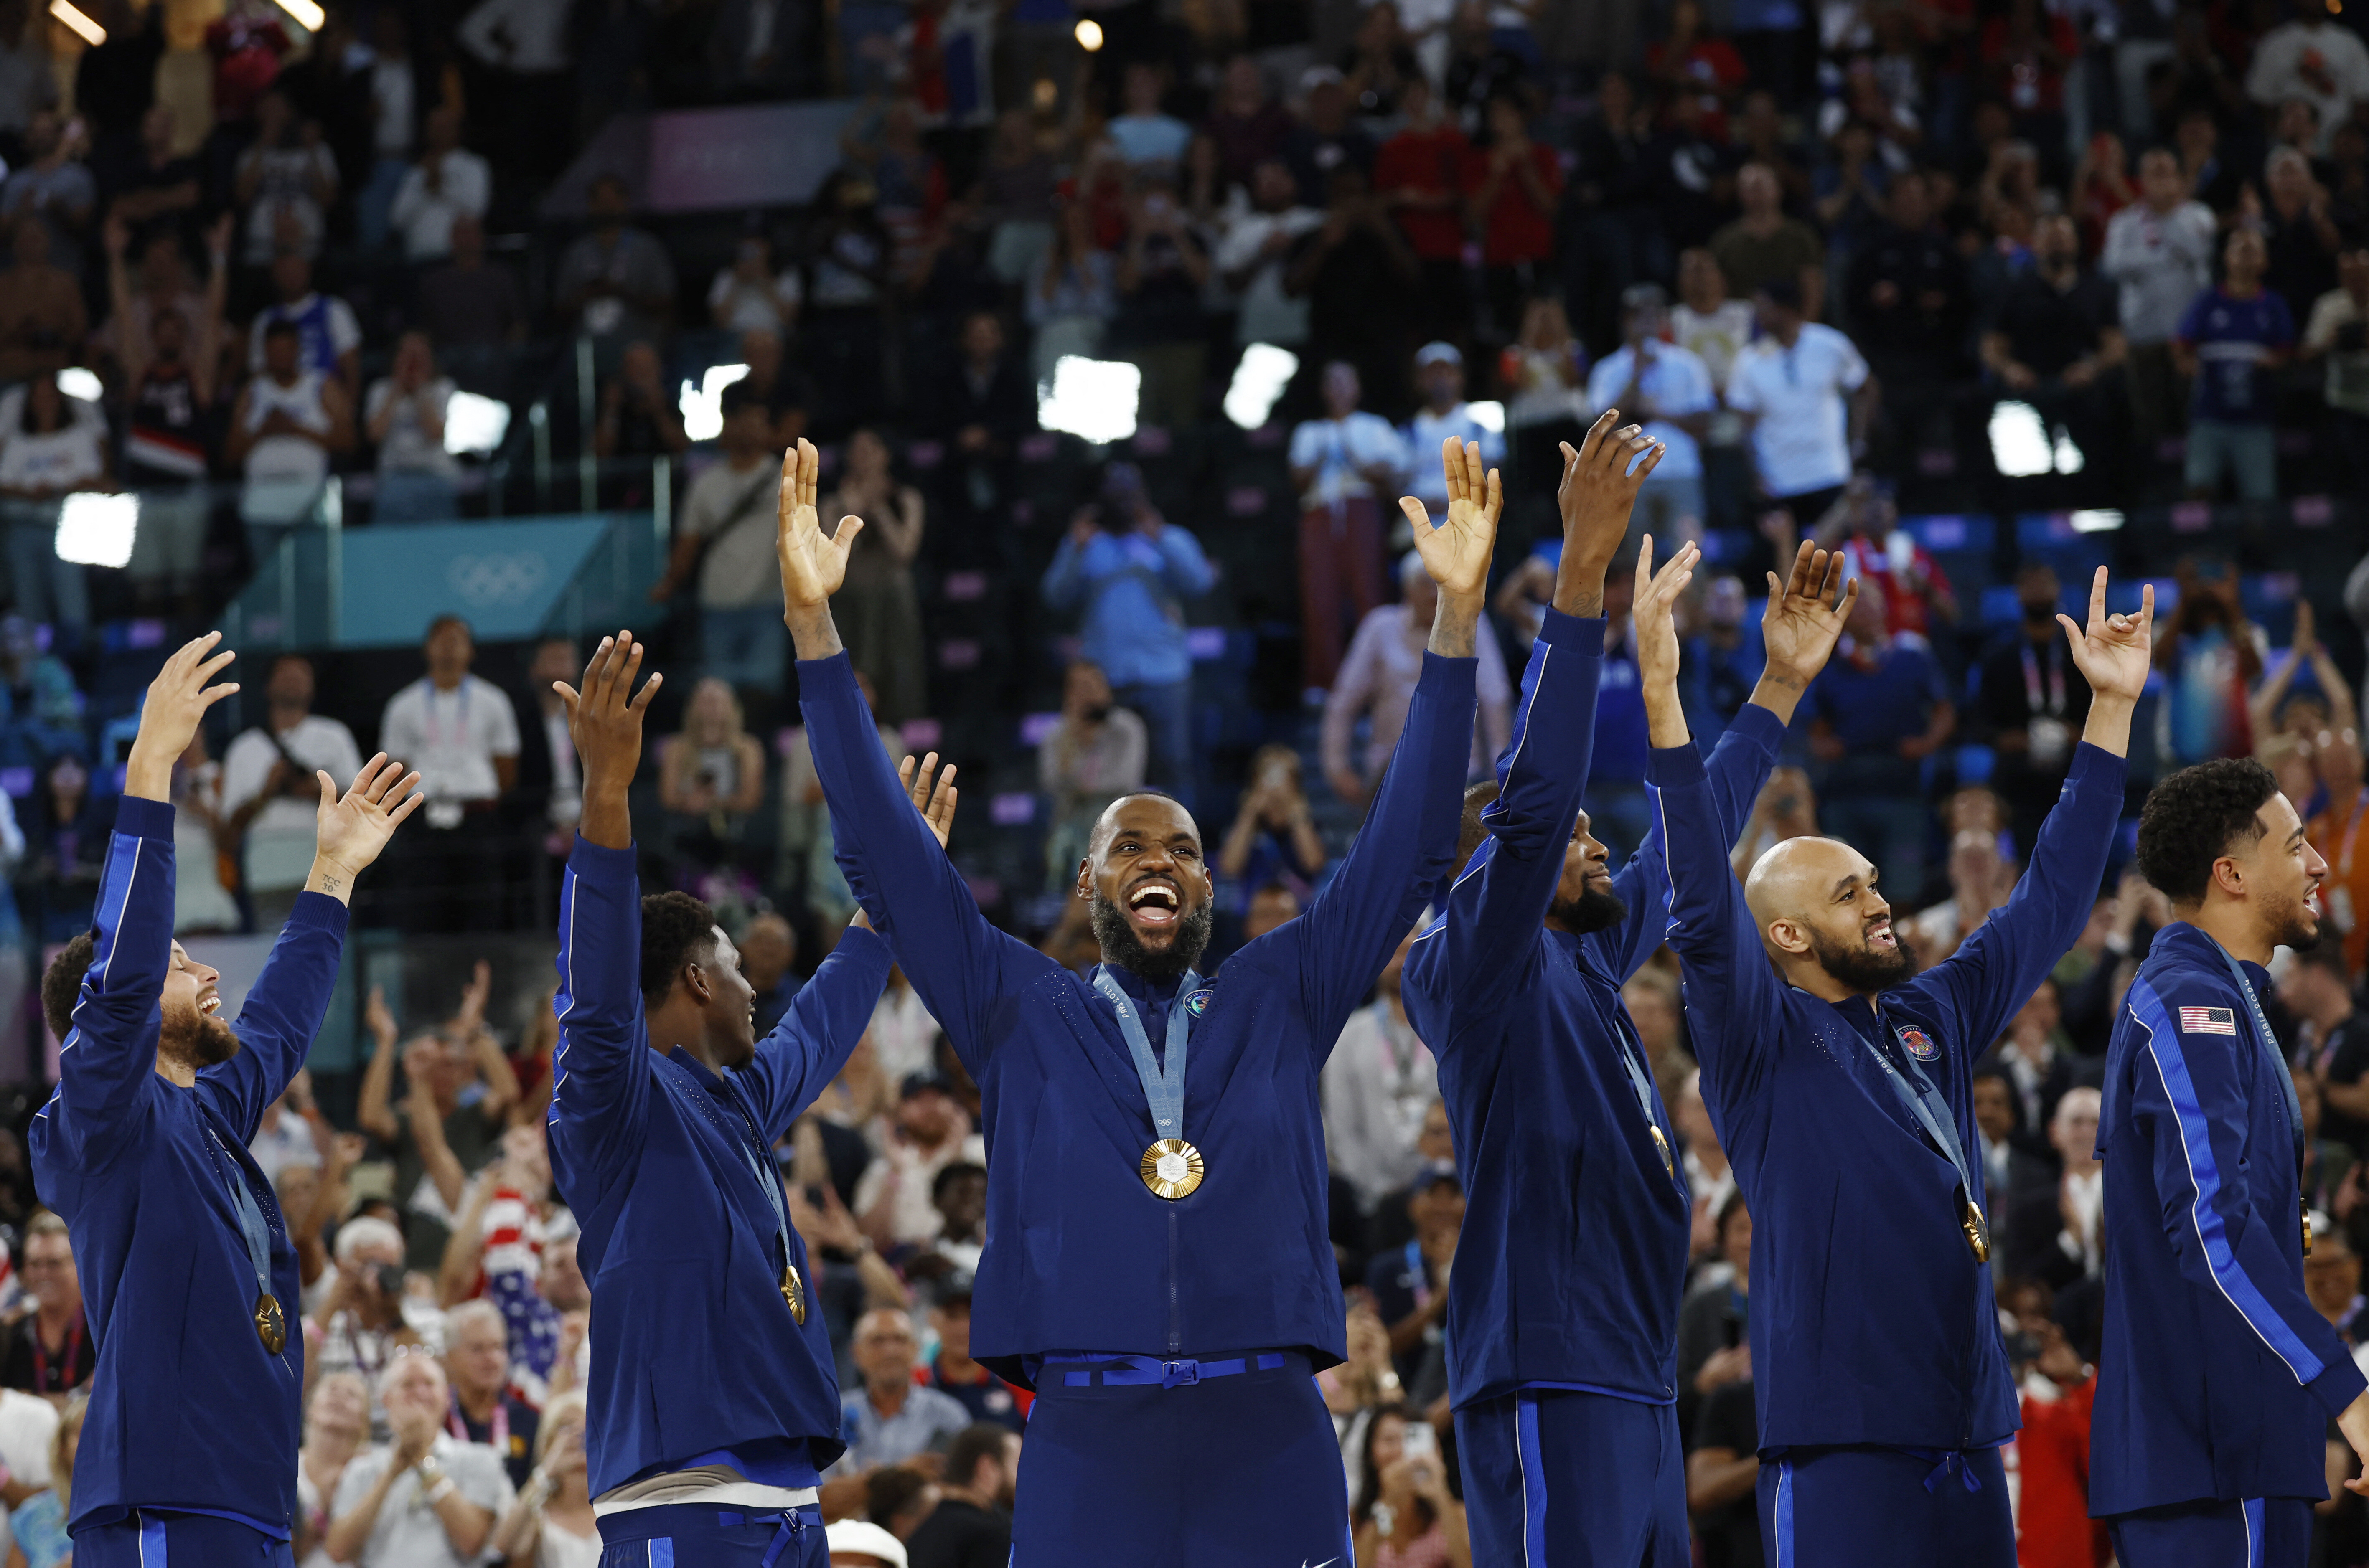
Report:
798,649,1477,1379
2090,923,2368,1515
31,796,344,1538
1655,740,2126,1452
548,837,892,1495
1402,607,1788,1409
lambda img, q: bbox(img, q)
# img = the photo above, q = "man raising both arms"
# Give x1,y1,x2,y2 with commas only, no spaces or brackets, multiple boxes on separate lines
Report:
1652,566,2150,1566
783,435,1491,1565
31,633,421,1565
2089,759,2369,1565
1403,423,1853,1563
546,631,953,1566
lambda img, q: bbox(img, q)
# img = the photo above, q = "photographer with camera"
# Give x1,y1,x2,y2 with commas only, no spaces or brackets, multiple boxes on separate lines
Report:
309,1215,426,1433
222,654,366,932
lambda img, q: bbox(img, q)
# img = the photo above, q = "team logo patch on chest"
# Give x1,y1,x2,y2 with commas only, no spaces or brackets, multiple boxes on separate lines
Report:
2178,1005,2238,1035
1896,1025,1939,1061
1184,988,1215,1018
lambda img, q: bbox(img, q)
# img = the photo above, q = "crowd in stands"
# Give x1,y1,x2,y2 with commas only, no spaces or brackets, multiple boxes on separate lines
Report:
0,0,2365,1558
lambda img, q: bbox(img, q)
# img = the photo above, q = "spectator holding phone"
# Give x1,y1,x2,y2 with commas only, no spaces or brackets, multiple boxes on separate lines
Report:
1350,1406,1471,1568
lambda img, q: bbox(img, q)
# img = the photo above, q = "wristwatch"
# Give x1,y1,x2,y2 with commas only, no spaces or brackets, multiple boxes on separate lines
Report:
414,1454,444,1485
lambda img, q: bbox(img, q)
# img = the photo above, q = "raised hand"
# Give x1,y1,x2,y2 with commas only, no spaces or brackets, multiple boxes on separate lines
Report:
776,438,865,610
556,631,661,850
2058,567,2153,704
1556,408,1663,566
897,751,961,850
127,632,240,800
1761,540,1860,684
310,754,426,896
1633,534,1701,700
1400,437,1502,601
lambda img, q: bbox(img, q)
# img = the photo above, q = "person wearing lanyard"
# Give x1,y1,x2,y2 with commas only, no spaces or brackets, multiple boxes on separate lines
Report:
545,631,948,1568
28,632,421,1567
785,430,1489,1566
2089,757,2369,1567
1402,419,1856,1566
1977,563,2094,855
1650,566,2150,1568
2306,726,2369,975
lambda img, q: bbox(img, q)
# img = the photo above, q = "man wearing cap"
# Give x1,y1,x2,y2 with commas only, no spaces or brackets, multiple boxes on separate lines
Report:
825,1518,909,1568
1402,344,1505,548
1323,548,1512,805
1586,285,1717,551
783,424,1538,1563
1722,277,1880,530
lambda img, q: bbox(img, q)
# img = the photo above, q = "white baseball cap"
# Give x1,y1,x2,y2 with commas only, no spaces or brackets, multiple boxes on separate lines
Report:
824,1518,910,1568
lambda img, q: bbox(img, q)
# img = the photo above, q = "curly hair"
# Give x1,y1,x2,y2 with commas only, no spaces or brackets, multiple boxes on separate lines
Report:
640,891,720,1004
41,931,94,1045
2135,757,2280,906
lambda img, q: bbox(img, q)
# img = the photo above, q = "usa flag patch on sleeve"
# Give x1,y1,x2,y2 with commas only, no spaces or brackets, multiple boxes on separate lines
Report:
2178,1006,2239,1035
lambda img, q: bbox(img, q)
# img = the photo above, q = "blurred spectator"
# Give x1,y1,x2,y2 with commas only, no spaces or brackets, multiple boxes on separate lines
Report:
778,670,907,936
107,103,199,251
1323,551,1512,807
1040,463,1213,796
2010,1087,2105,1290
1373,80,1471,347
1342,4,1421,118
1367,1168,1460,1393
222,653,365,930
1218,743,1328,897
1807,581,1954,897
0,218,86,384
1289,363,1406,695
2154,558,2264,761
443,1299,538,1488
2260,146,2344,323
1402,344,1503,537
2101,147,2217,457
1676,1192,1751,1440
651,384,783,691
1712,162,1825,324
1901,829,2012,965
1113,175,1211,431
1586,284,1717,546
0,0,57,161
1108,62,1192,171
1845,173,1972,467
707,230,802,335
803,173,891,425
857,1075,986,1248
0,614,81,759
836,1309,971,1473
825,428,928,723
2301,237,2369,487
1500,296,1589,528
1648,0,1748,143
365,332,462,523
0,369,103,639
389,103,491,264
1686,1378,1761,1566
2072,133,2138,256
311,1216,423,1403
0,110,92,266
2245,0,2369,153
327,1357,512,1567
1975,564,2093,852
1284,68,1377,209
247,247,363,393
1350,1404,1469,1567
297,1374,371,1565
1204,56,1292,191
592,339,689,463
1213,160,1322,355
20,751,104,941
1672,247,1756,392
356,10,421,250
1038,659,1147,891
250,1068,328,1182
1025,196,1121,381
1813,478,1957,642
1287,164,1420,406
1978,0,2077,151
3,1214,90,1397
485,1388,596,1568
228,318,355,534
741,911,802,1038
2173,228,2293,502
1322,931,1434,1215
1,1390,71,1567
376,615,522,933
417,216,528,350
109,214,225,606
923,1293,1023,1432
1723,277,1875,528
974,111,1060,290
554,174,676,348
1461,94,1561,339
656,676,766,873
737,325,813,450
1981,979,2080,1160
905,1423,1016,1568
2307,730,2369,976
2288,941,2368,1148
1980,212,2127,482
201,3,292,132
234,91,338,264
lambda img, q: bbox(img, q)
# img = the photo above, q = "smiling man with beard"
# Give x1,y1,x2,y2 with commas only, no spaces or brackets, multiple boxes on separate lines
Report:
783,430,1493,1567
1401,419,1853,1566
30,632,421,1568
1654,566,2152,1568
2088,759,2369,1568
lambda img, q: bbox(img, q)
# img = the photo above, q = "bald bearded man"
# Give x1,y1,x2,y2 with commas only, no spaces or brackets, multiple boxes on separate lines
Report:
1650,565,2153,1568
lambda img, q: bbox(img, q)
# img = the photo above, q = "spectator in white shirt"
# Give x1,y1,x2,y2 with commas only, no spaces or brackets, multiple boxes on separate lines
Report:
1323,932,1437,1216
2245,1,2369,153
1322,551,1512,806
1399,344,1504,548
247,249,365,395
327,1357,512,1568
1721,276,1877,527
1585,284,1718,549
1288,360,1408,694
234,91,340,264
1212,160,1323,349
0,371,104,641
2100,147,2218,455
222,654,366,929
707,232,802,335
364,332,462,523
378,614,521,932
857,1075,987,1249
388,105,491,264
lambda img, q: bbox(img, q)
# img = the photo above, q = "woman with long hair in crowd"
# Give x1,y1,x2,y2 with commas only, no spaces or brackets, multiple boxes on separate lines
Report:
490,1390,599,1568
5,1393,84,1568
1350,1403,1472,1568
657,675,767,878
824,428,928,724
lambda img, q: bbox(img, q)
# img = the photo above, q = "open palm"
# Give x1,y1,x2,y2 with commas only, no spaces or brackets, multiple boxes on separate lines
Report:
1399,437,1501,598
1761,541,1859,677
314,754,424,875
775,438,864,609
2059,566,2153,702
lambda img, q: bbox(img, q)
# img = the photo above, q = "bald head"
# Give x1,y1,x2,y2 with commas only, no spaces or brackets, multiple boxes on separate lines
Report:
1744,836,1870,931
1744,835,1917,999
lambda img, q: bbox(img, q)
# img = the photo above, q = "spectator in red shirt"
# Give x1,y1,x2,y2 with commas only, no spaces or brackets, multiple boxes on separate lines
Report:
1646,0,1748,145
2011,1289,2110,1568
1462,94,1563,345
1373,76,1471,345
1203,56,1293,193
1979,0,2079,160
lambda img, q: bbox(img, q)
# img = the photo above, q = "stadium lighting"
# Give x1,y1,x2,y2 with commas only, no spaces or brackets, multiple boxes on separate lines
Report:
1039,356,1140,445
1467,401,1505,434
272,0,326,28
56,368,102,403
1075,18,1104,49
2053,426,2085,474
444,391,512,456
55,493,137,569
1987,401,2052,478
1223,343,1298,431
48,0,102,43
2069,509,2123,533
679,363,750,443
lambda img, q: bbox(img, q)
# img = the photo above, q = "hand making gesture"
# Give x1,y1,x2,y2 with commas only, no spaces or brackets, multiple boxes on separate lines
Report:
307,754,426,904
1399,437,1502,656
554,629,663,850
898,753,961,850
2059,566,2153,704
127,632,239,801
1761,541,1860,686
1633,534,1702,706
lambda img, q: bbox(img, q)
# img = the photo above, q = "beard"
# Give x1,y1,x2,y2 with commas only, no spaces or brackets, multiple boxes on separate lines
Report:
1090,891,1214,983
1807,923,1921,994
1548,885,1630,935
160,999,241,1072
2269,887,2323,954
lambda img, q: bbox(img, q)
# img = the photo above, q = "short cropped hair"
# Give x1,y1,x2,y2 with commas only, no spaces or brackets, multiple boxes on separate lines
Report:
2135,758,2280,906
1458,781,1499,869
41,932,94,1045
641,892,721,1005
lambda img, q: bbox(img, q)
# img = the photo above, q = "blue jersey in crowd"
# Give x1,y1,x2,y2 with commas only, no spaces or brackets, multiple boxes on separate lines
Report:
2177,287,2295,424
1038,525,1217,690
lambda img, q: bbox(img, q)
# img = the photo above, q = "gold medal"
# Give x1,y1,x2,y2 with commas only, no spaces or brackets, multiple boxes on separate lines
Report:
781,1264,807,1324
1650,1125,1676,1180
255,1291,287,1355
1962,1198,1991,1264
2304,1192,2315,1257
1139,1139,1205,1200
